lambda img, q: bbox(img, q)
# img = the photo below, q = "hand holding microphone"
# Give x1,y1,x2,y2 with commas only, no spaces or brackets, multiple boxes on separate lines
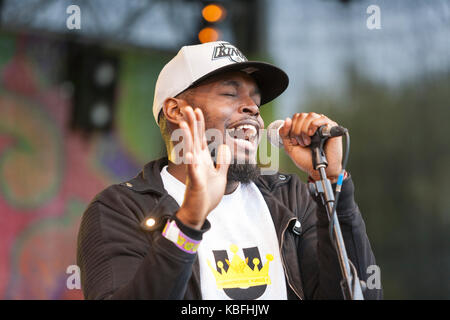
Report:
267,113,345,182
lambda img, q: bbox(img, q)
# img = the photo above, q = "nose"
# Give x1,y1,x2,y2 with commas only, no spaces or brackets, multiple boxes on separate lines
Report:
238,102,260,117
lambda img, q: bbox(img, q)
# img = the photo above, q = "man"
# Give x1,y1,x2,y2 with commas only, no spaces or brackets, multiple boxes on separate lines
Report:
77,41,382,300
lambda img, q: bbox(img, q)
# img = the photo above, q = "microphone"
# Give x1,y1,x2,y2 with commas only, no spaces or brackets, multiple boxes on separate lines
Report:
266,119,347,148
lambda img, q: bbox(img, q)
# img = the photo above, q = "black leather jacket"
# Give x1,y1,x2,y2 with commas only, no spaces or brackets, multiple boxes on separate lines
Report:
77,157,382,300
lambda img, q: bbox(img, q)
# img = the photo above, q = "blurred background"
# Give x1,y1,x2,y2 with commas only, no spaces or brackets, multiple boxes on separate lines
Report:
0,0,449,299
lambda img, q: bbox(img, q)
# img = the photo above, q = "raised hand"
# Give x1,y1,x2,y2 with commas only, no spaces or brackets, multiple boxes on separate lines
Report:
176,107,231,230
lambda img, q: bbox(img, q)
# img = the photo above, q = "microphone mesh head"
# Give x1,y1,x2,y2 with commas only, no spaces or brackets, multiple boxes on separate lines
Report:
267,119,285,148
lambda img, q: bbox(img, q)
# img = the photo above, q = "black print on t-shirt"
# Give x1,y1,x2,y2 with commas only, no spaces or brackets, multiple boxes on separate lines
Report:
211,246,267,300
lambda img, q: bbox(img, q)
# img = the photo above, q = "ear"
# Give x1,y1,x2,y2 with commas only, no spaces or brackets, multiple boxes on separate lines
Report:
162,97,188,125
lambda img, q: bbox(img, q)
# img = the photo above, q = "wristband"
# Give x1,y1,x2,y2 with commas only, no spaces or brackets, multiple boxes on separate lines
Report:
162,219,201,254
335,170,347,192
308,170,348,183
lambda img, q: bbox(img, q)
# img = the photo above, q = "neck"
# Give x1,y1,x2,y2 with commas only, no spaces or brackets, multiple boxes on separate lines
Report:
225,180,239,195
167,160,239,195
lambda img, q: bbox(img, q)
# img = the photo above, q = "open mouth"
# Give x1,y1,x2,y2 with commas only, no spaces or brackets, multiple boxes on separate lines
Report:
225,122,259,152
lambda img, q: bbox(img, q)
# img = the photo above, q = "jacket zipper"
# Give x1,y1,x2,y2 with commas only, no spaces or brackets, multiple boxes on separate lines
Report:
280,217,304,300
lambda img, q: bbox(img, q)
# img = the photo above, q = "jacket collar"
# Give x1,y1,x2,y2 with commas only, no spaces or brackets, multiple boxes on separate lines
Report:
129,156,294,195
127,157,298,225
124,157,169,194
132,157,298,232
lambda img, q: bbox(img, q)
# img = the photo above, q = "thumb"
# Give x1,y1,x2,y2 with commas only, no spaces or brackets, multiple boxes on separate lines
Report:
215,144,231,175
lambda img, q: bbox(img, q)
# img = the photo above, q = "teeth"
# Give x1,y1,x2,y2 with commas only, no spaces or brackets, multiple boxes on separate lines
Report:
227,124,257,139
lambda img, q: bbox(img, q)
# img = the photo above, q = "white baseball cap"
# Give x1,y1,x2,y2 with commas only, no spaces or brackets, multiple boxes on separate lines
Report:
152,41,289,124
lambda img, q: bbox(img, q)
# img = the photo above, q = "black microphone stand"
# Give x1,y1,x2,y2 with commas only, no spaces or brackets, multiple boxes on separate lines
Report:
308,130,365,300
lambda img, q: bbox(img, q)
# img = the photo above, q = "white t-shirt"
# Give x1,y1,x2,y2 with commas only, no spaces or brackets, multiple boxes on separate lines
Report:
160,166,288,300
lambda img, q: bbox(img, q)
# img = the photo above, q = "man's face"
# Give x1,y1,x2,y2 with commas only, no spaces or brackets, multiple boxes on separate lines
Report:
184,71,264,166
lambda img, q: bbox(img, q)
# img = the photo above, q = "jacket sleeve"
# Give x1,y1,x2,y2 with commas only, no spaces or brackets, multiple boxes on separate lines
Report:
298,175,383,300
77,188,205,300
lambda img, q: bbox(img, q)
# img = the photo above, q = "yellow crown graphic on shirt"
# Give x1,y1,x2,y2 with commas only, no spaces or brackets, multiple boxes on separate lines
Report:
207,244,273,289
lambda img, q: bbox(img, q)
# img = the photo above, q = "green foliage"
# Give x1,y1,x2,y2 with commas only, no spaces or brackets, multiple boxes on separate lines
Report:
0,33,15,65
116,50,172,165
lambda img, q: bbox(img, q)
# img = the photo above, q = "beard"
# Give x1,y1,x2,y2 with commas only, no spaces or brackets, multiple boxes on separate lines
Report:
210,147,260,184
227,163,261,184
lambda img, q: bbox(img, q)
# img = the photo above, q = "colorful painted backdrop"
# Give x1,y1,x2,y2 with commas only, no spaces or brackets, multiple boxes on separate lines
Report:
0,33,169,299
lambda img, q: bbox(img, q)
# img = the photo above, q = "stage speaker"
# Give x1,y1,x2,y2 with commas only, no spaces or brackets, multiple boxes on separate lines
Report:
67,42,119,133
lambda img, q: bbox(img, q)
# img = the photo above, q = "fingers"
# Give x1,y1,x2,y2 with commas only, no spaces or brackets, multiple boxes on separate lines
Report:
291,113,309,146
179,120,193,162
179,107,199,169
185,150,201,186
285,112,337,147
182,106,207,151
182,111,201,184
310,115,337,130
194,108,208,150
215,144,231,176
279,117,292,139
299,113,322,145
184,106,200,152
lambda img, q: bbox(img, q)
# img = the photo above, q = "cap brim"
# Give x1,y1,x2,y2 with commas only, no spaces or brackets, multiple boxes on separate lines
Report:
190,61,289,106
